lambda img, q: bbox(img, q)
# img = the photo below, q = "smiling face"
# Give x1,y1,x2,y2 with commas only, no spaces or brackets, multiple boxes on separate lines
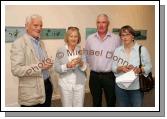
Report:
65,27,81,47
67,30,79,47
26,18,43,39
96,15,109,34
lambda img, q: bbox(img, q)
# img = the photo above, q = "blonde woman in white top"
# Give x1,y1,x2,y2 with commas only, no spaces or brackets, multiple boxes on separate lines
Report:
54,27,87,107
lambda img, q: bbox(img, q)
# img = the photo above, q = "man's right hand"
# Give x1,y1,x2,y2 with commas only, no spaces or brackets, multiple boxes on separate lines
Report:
41,62,53,70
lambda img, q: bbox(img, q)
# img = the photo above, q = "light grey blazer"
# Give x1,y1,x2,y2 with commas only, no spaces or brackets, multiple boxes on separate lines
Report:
54,45,87,85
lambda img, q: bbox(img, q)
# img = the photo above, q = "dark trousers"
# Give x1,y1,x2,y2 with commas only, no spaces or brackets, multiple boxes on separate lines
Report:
89,71,116,107
21,77,53,107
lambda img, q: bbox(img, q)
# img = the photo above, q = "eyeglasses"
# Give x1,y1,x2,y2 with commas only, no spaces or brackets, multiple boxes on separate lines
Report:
120,33,131,37
68,26,79,31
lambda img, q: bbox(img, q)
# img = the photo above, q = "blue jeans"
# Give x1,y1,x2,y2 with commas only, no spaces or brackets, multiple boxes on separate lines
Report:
115,84,144,107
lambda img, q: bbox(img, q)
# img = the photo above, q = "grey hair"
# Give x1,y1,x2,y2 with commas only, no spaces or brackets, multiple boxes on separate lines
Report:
97,13,109,20
25,14,42,24
97,13,109,22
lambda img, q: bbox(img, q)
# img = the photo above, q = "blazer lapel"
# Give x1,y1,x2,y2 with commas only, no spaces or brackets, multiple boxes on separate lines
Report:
63,46,70,63
23,34,39,61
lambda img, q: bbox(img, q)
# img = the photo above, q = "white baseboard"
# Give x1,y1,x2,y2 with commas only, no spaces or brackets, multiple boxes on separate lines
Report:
6,102,20,107
52,94,60,100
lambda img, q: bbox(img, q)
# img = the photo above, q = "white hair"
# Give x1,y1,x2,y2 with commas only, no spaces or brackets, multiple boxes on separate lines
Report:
25,14,42,24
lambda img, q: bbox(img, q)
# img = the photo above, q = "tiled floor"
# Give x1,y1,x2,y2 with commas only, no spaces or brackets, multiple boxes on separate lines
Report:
52,88,155,107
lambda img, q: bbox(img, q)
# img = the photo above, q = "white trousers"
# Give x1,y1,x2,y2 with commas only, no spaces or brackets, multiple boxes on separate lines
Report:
59,85,85,107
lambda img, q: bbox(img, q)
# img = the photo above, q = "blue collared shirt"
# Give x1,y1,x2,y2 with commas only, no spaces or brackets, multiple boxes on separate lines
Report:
112,42,152,90
30,35,49,80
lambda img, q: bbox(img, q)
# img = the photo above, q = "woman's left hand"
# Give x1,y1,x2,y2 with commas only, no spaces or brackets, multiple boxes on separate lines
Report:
133,67,141,74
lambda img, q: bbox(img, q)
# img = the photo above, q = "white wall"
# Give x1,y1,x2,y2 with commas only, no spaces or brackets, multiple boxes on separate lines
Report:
5,5,155,106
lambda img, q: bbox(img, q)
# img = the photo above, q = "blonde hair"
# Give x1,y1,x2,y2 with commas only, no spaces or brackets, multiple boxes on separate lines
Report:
64,26,81,44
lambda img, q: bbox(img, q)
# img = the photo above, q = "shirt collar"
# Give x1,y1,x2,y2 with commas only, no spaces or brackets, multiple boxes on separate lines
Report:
27,33,40,45
65,44,78,52
120,42,139,52
94,32,111,39
133,42,140,51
